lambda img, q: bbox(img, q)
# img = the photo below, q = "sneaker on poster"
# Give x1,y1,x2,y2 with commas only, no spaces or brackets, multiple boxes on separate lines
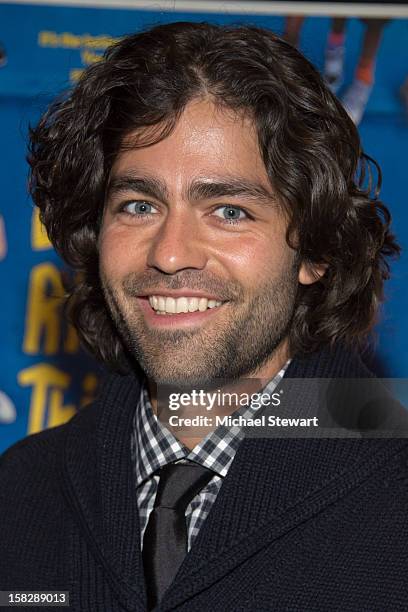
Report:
341,79,373,126
324,45,345,94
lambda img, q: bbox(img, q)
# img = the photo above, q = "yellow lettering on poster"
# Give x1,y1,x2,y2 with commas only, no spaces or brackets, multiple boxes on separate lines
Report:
48,387,76,429
70,68,84,83
38,31,59,47
38,30,120,50
18,363,75,434
60,32,82,48
31,208,52,250
24,263,64,355
81,49,103,65
24,262,81,355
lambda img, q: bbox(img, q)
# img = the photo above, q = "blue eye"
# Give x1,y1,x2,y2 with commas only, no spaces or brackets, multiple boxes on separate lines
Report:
214,206,248,223
122,201,157,215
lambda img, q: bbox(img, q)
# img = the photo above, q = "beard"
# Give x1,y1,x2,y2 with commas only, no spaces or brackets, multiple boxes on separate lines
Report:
100,261,299,387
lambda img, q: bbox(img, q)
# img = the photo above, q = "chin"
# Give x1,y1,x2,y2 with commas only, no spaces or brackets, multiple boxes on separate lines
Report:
149,370,216,389
141,360,223,389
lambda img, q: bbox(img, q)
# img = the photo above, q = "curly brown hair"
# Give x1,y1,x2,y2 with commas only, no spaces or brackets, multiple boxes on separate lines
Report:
28,22,399,372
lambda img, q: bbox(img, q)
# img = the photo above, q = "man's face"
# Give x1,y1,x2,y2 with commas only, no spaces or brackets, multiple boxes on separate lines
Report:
99,99,311,386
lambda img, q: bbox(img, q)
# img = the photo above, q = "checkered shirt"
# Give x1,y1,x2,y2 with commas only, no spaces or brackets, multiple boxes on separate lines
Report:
131,366,287,551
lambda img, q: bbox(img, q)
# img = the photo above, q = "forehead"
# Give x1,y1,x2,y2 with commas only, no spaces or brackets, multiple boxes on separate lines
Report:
110,98,270,188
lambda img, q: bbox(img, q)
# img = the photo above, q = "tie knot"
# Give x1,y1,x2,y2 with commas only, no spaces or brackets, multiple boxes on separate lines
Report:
154,462,214,512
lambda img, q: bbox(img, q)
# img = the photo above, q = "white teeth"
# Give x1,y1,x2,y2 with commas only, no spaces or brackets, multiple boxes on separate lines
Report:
165,297,176,314
198,298,208,312
148,295,222,314
176,297,189,313
188,297,199,312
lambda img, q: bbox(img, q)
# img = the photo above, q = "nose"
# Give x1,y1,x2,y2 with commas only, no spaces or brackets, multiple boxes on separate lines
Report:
146,208,208,274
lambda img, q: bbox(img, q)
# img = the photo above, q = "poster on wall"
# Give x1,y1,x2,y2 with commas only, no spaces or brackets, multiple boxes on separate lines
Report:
1,0,407,453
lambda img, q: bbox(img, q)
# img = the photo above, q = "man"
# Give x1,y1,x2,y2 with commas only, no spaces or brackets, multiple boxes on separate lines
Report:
1,22,408,611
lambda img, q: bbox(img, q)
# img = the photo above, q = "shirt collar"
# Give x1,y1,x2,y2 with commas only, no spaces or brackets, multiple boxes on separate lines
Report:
132,363,289,486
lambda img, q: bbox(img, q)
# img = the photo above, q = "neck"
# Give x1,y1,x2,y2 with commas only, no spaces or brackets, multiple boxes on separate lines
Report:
147,337,291,450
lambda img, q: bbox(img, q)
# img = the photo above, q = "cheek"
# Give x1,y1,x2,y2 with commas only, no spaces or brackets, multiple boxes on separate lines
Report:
98,224,145,278
220,232,293,286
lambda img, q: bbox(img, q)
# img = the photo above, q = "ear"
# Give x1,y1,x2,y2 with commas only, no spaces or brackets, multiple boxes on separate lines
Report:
298,261,328,286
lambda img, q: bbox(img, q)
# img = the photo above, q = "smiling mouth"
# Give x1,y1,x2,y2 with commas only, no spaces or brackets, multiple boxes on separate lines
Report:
147,295,224,315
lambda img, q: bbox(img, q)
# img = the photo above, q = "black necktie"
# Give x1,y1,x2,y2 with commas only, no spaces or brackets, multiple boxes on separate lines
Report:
142,462,214,610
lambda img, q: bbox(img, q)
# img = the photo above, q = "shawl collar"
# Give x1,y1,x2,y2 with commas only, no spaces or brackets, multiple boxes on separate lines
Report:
60,344,407,611
61,371,146,611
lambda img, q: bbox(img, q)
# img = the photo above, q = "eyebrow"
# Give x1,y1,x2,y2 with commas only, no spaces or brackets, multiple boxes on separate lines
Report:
107,173,277,207
107,175,170,204
185,178,276,205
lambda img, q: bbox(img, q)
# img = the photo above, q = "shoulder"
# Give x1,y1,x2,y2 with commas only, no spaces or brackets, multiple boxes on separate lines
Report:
0,364,139,489
0,426,63,482
0,401,99,491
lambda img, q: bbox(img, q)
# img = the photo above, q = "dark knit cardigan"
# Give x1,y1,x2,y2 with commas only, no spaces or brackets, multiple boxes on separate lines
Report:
1,344,408,611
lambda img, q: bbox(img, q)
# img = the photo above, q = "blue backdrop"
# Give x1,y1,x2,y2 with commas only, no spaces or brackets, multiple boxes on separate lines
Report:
1,2,407,453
